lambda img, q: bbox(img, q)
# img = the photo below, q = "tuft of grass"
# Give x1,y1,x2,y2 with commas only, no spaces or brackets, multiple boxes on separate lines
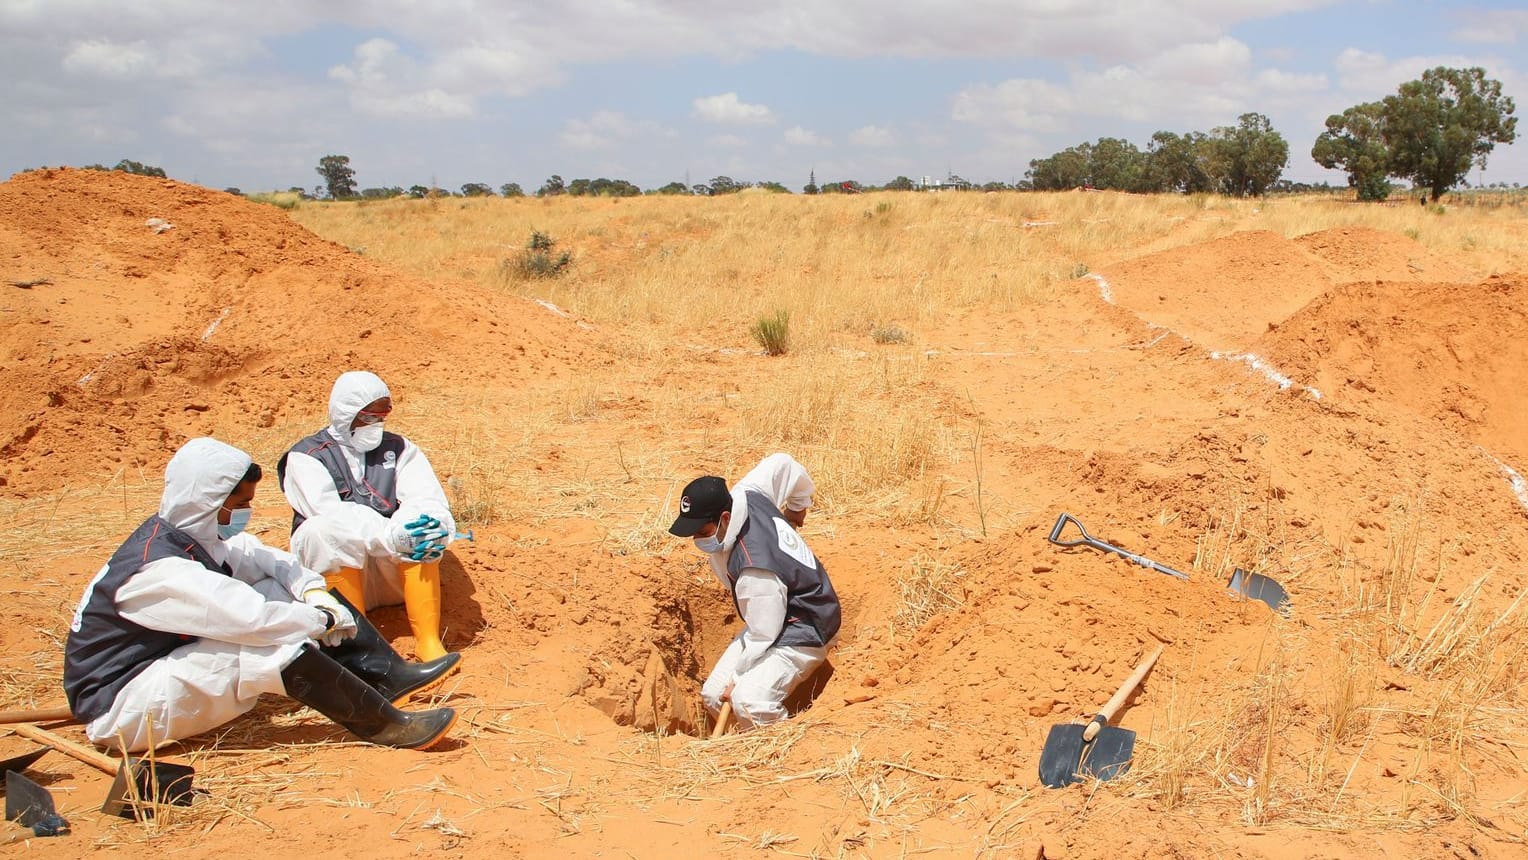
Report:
503,230,573,281
750,309,790,355
871,323,908,344
891,554,966,637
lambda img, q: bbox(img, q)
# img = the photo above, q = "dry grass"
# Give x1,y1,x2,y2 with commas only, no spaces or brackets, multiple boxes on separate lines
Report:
891,554,967,639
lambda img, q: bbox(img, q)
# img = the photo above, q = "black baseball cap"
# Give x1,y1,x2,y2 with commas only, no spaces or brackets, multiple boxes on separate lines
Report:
669,476,732,537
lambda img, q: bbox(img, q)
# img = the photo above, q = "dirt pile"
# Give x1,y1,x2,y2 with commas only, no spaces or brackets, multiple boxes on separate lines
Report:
0,168,601,493
1258,274,1528,470
1097,227,1478,353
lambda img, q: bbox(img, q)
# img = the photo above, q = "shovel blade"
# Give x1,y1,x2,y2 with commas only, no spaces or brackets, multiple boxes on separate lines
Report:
1228,569,1291,615
1038,724,1087,788
0,748,49,776
101,759,196,820
1080,726,1137,781
5,771,68,837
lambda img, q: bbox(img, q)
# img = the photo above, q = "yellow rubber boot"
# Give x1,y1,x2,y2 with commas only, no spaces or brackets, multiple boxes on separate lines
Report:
400,561,451,662
325,567,367,614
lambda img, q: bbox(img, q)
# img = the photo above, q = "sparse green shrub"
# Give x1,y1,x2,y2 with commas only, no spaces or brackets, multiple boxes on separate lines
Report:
872,324,908,344
505,230,573,280
751,310,791,355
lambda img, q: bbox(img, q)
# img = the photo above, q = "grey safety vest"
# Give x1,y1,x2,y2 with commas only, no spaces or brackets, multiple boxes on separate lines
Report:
725,490,841,648
278,428,406,532
63,515,233,723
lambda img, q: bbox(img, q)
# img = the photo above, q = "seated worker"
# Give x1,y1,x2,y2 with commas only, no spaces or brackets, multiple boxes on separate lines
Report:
279,371,460,662
669,453,841,730
63,437,458,753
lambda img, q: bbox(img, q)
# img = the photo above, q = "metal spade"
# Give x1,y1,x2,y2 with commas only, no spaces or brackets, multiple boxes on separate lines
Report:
1039,645,1163,788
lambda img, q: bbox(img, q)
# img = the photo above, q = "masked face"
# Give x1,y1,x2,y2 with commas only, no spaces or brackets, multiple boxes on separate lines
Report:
351,423,384,452
218,506,252,540
693,535,723,554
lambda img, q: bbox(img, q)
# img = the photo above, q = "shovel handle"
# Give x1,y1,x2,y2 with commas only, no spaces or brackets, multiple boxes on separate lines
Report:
1083,645,1164,742
1048,513,1190,580
0,706,77,725
9,724,120,776
1047,513,1091,547
711,702,733,739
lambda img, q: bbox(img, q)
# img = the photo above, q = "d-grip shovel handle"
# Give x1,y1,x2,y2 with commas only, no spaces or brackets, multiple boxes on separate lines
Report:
1047,513,1190,581
1047,513,1093,546
1083,645,1164,742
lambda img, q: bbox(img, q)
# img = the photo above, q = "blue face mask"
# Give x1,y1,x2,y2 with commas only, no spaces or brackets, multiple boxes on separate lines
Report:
218,506,252,540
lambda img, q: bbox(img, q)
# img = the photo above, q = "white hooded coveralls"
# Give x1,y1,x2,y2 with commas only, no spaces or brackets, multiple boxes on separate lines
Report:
698,453,831,728
282,372,456,610
68,438,334,752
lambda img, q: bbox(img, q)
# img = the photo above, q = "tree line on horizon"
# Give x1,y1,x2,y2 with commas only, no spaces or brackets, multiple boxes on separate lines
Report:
37,67,1517,204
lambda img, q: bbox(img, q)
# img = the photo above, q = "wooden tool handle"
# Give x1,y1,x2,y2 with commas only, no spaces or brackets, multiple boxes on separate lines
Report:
1083,645,1164,742
0,706,76,725
10,723,120,775
710,702,733,739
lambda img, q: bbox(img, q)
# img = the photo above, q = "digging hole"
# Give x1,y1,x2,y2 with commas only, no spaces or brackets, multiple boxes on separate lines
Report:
579,573,833,738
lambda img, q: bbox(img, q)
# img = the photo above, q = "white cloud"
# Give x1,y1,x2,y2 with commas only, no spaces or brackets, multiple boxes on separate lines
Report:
1141,37,1252,83
692,92,775,125
559,111,671,150
1255,68,1327,94
329,38,474,119
707,133,748,148
1451,9,1528,45
784,126,829,146
62,39,155,79
849,125,896,147
951,78,1075,132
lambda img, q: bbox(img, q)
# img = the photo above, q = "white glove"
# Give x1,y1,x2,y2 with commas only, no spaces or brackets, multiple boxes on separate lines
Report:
304,588,358,647
389,514,450,561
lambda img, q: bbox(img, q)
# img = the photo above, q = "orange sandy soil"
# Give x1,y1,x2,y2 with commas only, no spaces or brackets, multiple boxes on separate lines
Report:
1,170,1526,858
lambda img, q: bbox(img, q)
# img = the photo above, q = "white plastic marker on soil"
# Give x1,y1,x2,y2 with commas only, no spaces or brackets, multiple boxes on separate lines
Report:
1087,272,1321,399
1483,450,1528,514
1208,351,1323,400
201,307,231,341
1086,273,1114,304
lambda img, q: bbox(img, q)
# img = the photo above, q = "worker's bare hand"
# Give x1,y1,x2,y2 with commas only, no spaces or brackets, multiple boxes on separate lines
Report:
721,682,735,702
783,508,807,529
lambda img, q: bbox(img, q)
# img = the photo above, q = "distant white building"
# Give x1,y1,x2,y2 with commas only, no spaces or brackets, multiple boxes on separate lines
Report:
918,174,973,191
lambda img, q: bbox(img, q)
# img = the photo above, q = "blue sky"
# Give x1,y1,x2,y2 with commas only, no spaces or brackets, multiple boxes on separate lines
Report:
3,1,1525,193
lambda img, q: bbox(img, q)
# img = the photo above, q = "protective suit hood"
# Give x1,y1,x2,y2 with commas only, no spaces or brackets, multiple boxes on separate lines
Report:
158,437,251,546
327,371,391,449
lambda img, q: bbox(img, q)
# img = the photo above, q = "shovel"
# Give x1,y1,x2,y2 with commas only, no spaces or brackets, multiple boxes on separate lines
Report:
710,702,733,739
0,748,49,774
1039,645,1163,788
9,724,195,819
4,770,69,842
1047,514,1190,580
1228,568,1291,615
0,706,75,725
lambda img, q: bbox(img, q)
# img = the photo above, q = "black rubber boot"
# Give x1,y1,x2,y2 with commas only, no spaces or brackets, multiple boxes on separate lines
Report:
321,589,461,704
280,645,457,749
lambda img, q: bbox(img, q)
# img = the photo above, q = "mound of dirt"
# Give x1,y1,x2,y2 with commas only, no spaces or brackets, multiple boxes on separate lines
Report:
1098,230,1337,350
1295,225,1474,284
0,168,604,493
1258,273,1528,469
1098,228,1478,354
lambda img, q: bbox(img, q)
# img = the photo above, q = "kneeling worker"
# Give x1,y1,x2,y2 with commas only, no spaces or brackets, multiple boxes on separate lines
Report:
64,437,458,752
669,453,841,730
280,371,460,661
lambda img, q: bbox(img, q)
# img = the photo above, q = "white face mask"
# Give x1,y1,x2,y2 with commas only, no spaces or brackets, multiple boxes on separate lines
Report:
351,423,384,452
693,535,723,554
218,507,252,540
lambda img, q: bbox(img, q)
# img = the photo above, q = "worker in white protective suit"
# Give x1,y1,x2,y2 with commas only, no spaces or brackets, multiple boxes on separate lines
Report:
63,438,459,753
279,371,460,662
669,453,841,730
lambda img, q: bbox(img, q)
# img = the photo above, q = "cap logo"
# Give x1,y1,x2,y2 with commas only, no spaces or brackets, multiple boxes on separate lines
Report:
680,495,692,514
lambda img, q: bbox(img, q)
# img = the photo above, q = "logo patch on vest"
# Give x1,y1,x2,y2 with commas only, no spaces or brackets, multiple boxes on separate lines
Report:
772,517,817,569
383,450,397,470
